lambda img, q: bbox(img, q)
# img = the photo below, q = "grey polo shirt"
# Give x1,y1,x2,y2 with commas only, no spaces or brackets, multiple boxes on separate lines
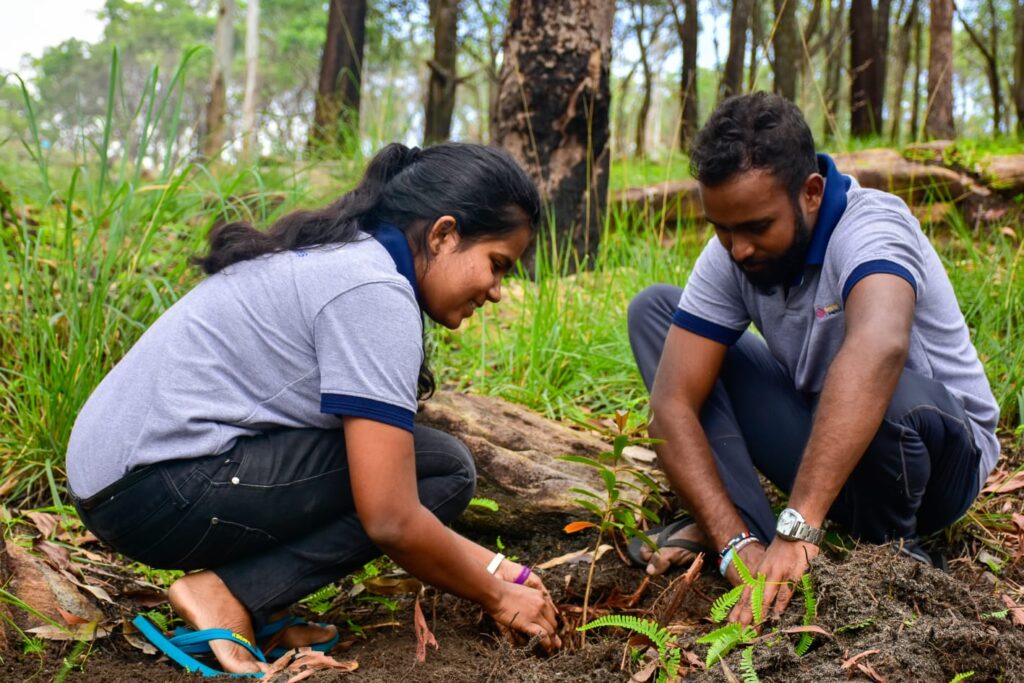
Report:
67,225,423,498
674,154,1000,489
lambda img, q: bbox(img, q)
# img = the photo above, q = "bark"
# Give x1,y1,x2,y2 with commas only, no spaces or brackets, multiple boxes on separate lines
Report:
240,0,260,160
925,0,955,139
849,0,878,136
721,0,753,100
822,0,847,141
614,62,638,153
956,0,1002,135
873,0,892,127
495,0,614,271
202,0,235,159
425,0,460,145
1016,0,1024,133
309,0,368,150
669,0,699,149
772,0,801,101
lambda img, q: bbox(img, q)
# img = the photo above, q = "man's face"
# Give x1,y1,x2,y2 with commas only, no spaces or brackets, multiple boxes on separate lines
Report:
699,169,823,289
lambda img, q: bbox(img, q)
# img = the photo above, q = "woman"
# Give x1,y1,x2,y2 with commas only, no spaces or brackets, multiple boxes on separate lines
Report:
66,142,561,675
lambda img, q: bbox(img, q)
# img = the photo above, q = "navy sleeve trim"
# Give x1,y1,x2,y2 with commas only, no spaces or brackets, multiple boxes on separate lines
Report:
321,394,415,433
671,309,744,346
841,259,918,303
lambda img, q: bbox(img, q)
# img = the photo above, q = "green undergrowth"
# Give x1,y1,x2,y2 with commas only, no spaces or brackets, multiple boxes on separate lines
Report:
1,51,1022,508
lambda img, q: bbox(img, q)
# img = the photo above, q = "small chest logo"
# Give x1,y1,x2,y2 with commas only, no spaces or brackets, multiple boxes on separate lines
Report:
814,303,842,320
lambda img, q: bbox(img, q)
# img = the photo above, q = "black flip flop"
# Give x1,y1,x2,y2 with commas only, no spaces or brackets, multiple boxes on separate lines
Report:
626,516,714,568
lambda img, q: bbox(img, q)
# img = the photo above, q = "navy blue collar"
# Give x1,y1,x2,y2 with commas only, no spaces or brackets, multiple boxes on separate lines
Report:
805,153,851,265
371,223,422,307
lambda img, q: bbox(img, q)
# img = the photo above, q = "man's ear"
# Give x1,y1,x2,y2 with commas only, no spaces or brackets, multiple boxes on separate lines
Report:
801,173,825,215
426,215,459,255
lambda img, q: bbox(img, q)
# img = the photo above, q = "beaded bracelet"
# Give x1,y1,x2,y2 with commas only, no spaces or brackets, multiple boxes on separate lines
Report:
718,531,754,577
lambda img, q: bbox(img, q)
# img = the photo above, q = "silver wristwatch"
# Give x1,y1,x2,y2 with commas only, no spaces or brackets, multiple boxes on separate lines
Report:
775,508,824,546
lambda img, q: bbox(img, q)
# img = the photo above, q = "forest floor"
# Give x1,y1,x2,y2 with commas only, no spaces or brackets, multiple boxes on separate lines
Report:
1,441,1022,683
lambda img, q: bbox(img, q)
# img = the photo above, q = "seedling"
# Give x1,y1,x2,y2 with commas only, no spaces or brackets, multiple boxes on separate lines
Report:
560,410,666,629
578,614,681,683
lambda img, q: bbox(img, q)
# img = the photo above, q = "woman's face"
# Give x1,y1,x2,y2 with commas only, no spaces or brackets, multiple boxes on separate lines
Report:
417,216,532,329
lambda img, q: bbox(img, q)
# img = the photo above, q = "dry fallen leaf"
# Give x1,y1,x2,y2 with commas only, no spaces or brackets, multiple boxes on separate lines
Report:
121,615,158,655
536,544,613,570
1001,594,1024,627
982,470,1024,494
26,511,60,538
33,539,72,572
27,621,111,641
362,576,422,596
413,593,439,664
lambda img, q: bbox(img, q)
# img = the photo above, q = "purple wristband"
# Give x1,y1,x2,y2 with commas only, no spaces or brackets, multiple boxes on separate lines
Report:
513,565,532,585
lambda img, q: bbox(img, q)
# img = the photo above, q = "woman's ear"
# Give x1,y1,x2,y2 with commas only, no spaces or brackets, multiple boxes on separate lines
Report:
426,215,459,255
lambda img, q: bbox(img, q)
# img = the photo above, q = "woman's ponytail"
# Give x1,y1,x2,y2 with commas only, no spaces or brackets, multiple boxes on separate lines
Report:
192,143,423,274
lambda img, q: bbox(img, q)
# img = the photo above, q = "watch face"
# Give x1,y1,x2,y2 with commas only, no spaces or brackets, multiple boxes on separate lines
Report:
778,508,800,534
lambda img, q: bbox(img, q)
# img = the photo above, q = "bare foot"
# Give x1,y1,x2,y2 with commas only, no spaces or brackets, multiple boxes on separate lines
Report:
168,571,267,675
640,522,712,576
265,610,338,652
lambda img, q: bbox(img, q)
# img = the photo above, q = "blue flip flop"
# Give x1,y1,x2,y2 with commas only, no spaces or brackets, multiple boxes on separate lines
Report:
173,615,340,660
132,614,266,678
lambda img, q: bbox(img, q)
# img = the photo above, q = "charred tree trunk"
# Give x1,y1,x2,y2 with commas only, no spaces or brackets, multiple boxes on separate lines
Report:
772,0,801,101
925,0,955,138
309,0,367,150
721,0,753,100
202,0,235,159
670,0,700,149
425,0,460,144
495,0,614,271
850,0,878,136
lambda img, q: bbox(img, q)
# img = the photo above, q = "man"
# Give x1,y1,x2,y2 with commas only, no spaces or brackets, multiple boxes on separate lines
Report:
627,93,999,625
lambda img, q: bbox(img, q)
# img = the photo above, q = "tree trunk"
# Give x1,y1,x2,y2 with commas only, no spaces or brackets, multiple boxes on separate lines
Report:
822,0,846,141
1016,0,1024,134
873,0,891,129
425,0,460,145
888,0,916,142
675,0,699,149
721,0,753,100
748,0,762,92
632,5,668,159
925,0,954,138
614,62,638,153
850,0,878,136
240,0,260,160
202,0,235,159
772,0,801,101
495,0,614,271
309,0,368,150
910,10,923,139
956,0,1002,135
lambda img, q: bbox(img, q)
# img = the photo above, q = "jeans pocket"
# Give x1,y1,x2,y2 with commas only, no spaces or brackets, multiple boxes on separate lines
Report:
151,516,278,571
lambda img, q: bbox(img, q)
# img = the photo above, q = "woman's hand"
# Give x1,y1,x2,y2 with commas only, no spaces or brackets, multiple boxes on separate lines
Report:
495,560,552,599
487,581,562,653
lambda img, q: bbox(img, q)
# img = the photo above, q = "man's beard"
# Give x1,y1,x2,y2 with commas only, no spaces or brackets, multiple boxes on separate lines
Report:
734,209,812,290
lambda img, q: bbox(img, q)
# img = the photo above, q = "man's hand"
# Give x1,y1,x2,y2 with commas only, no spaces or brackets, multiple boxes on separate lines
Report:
728,539,818,627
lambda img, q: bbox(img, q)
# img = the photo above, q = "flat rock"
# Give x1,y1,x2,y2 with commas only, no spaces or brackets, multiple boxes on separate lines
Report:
418,391,661,535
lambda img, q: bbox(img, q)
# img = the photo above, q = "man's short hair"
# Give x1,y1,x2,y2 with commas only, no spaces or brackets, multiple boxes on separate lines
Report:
689,92,817,202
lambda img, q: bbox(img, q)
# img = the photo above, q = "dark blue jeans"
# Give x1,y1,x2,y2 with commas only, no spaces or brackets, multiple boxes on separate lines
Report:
628,284,981,544
72,424,476,625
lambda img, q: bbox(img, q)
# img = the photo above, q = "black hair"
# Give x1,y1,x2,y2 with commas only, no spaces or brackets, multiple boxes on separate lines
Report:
192,142,541,399
689,92,818,202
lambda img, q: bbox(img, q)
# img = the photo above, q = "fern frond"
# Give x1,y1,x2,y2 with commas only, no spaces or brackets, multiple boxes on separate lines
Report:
750,574,766,624
710,585,745,623
697,622,756,667
578,614,671,650
795,573,817,655
740,646,760,683
948,672,975,683
142,610,168,631
733,551,755,587
834,617,876,634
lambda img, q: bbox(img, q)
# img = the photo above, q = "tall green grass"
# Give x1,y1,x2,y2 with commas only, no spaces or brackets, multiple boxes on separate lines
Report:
0,51,312,503
1,52,1021,508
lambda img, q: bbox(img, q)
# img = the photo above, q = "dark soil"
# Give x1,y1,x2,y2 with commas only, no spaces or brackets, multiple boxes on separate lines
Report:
3,529,1021,683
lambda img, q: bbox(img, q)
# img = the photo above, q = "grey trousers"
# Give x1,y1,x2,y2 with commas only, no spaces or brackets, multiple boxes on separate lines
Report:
628,283,981,545
73,424,476,625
